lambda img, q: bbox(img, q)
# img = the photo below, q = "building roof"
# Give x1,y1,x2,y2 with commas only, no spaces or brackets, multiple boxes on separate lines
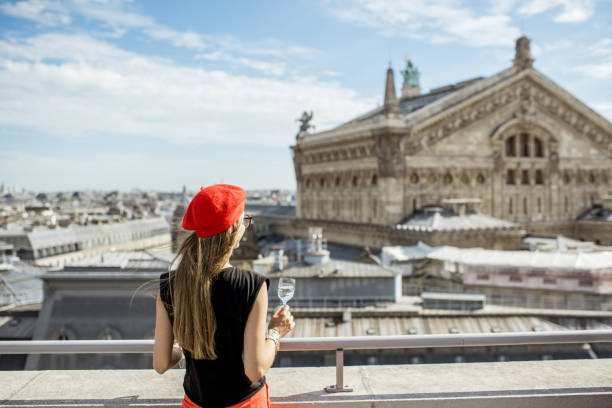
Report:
64,249,174,270
267,259,397,279
521,235,612,252
0,315,38,339
426,246,612,271
283,314,567,338
0,217,169,251
577,204,612,222
339,77,486,128
393,206,518,232
382,242,433,264
0,262,45,309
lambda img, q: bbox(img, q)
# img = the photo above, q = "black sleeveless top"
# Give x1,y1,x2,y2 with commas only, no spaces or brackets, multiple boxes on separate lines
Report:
159,266,270,407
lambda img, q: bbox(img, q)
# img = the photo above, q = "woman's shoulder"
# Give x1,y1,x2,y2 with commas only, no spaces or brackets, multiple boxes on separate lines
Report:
219,266,269,289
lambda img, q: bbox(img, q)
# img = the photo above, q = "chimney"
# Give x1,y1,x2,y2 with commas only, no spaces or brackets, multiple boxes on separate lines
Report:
513,36,534,70
271,247,284,271
304,227,330,265
383,65,400,115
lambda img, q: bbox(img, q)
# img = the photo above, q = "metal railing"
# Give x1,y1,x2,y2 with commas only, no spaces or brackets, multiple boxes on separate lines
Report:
2,330,612,393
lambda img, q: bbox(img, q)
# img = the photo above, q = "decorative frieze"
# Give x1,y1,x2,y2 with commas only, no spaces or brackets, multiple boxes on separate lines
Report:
403,78,612,157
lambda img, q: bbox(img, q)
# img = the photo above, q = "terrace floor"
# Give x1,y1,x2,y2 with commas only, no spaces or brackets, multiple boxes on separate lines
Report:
1,359,612,407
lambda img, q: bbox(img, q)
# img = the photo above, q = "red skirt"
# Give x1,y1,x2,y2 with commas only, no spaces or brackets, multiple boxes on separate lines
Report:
182,382,270,408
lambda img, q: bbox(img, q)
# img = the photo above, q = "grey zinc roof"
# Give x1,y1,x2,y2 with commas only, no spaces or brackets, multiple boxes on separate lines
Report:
65,249,173,270
0,315,38,339
340,77,485,127
577,205,612,221
0,262,44,307
267,259,397,279
11,217,170,251
282,315,566,338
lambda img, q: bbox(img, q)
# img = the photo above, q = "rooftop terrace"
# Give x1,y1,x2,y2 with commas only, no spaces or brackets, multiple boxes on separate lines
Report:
2,359,611,407
2,331,612,407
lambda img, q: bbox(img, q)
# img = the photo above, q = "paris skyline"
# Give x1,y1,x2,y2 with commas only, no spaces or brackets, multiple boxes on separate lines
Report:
1,0,611,191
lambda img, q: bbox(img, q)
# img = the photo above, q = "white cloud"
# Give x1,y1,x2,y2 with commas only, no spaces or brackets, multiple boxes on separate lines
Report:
323,0,520,47
488,0,518,14
0,0,71,25
0,0,320,68
196,51,287,76
0,33,374,148
573,38,612,80
517,0,597,23
574,59,612,79
143,26,206,50
588,38,612,57
590,102,612,122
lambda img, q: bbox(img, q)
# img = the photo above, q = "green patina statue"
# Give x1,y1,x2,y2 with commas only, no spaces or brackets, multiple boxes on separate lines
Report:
296,111,315,138
401,56,420,88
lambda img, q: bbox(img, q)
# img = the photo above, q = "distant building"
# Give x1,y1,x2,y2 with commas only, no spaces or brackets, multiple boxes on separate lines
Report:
291,36,612,248
389,244,612,311
0,217,171,267
25,250,172,370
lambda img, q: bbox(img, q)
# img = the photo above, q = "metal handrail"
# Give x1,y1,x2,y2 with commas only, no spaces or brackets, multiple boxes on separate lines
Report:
2,330,612,393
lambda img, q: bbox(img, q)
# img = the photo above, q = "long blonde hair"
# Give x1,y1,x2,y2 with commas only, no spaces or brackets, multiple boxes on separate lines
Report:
166,218,241,360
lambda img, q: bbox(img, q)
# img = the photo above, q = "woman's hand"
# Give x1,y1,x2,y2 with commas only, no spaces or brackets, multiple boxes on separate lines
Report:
268,305,295,337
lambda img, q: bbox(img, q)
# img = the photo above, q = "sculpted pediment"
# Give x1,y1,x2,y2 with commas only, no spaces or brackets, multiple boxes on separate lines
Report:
403,70,612,158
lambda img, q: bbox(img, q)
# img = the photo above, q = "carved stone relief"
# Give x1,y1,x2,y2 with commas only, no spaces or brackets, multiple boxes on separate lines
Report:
403,78,612,157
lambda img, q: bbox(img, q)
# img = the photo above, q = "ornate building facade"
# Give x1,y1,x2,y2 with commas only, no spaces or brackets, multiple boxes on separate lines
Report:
291,37,612,245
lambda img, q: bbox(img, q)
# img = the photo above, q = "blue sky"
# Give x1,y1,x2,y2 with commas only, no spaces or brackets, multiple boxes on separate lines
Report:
1,0,611,192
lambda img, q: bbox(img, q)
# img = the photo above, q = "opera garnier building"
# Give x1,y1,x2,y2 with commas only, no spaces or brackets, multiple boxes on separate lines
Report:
290,37,612,250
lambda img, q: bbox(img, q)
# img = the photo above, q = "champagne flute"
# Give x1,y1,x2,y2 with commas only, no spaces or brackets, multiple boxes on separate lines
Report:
278,277,295,306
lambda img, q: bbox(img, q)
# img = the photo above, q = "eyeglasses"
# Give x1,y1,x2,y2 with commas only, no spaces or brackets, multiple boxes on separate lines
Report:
243,215,253,229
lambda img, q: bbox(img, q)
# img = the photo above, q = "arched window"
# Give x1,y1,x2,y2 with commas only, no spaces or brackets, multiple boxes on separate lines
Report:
335,177,340,187
352,176,358,186
506,169,515,185
505,135,516,157
520,133,530,157
371,175,378,186
320,178,325,188
535,169,544,185
521,170,529,185
534,137,544,157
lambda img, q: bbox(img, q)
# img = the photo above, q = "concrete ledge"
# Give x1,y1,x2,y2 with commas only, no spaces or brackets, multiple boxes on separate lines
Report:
1,359,611,407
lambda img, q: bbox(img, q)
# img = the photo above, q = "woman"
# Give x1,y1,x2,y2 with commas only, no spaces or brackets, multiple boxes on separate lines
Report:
153,184,295,408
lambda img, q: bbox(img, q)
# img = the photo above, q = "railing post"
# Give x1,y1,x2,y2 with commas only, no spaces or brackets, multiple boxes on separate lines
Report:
324,348,353,393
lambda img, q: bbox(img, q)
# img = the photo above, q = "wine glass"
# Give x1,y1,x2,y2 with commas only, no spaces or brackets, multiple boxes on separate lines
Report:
278,277,295,306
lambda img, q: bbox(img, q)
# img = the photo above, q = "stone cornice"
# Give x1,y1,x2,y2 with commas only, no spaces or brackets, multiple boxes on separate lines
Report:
297,115,406,148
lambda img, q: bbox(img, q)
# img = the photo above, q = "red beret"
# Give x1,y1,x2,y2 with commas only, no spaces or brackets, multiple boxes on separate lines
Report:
182,184,246,237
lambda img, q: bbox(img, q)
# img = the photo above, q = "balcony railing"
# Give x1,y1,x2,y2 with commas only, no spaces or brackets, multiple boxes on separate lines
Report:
2,330,612,393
